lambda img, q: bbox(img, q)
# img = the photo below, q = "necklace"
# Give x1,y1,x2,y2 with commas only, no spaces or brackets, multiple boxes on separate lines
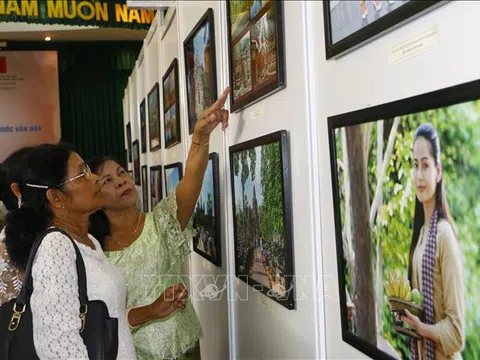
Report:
110,211,143,248
59,226,93,249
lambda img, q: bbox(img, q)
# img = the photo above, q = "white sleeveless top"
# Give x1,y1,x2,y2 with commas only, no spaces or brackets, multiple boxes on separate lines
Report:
30,231,137,360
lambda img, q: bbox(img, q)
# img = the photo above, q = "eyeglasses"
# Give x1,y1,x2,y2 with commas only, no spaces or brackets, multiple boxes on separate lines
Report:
56,164,91,188
25,164,92,189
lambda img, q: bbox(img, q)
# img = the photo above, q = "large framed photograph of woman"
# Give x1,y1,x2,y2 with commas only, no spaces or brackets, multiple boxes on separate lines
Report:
226,0,286,112
193,153,221,266
230,130,295,310
162,59,181,149
323,0,443,59
148,83,161,152
184,8,218,134
328,80,480,359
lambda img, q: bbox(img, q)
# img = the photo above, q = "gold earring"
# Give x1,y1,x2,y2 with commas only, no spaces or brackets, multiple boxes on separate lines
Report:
61,203,66,209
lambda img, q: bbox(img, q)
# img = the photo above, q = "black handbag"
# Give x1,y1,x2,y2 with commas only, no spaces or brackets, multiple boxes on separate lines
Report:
0,228,118,360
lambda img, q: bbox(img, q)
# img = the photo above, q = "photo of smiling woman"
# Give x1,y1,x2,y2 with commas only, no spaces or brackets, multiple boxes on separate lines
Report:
329,90,480,359
401,123,464,359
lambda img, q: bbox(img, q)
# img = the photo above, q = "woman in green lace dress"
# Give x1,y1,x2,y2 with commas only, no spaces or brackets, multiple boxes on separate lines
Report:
88,88,230,360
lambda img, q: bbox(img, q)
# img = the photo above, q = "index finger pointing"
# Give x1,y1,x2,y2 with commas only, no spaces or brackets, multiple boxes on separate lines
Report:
211,87,230,111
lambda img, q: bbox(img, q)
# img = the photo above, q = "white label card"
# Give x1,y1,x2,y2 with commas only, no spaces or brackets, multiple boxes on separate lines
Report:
388,24,439,65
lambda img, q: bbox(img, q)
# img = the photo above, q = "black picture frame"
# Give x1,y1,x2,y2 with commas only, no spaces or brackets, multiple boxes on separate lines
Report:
126,122,132,162
148,83,162,152
226,0,286,112
162,58,181,149
193,152,221,266
323,0,443,59
141,165,148,212
132,140,140,186
164,162,183,197
327,79,480,360
139,99,147,153
229,130,294,309
183,8,218,134
150,165,163,210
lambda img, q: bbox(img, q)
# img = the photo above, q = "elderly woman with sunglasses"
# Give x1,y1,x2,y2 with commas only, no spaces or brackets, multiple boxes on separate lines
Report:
3,144,188,360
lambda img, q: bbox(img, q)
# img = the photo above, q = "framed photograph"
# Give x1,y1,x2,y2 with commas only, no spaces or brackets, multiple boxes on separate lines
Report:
139,99,147,153
226,0,286,112
162,58,181,149
126,122,132,162
164,162,183,197
150,165,163,210
148,83,161,152
184,8,218,134
328,80,480,359
141,165,148,212
193,153,221,266
323,0,443,59
132,140,140,186
230,130,294,309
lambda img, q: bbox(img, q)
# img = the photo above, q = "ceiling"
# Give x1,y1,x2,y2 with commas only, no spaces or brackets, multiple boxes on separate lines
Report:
0,22,148,42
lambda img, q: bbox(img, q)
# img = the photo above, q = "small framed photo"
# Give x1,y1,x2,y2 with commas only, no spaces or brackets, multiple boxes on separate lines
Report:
193,153,221,266
230,130,295,309
150,165,163,210
162,58,181,149
141,165,148,212
184,8,218,134
139,99,147,153
226,0,286,112
164,162,183,197
148,83,162,152
323,0,443,59
132,140,140,186
126,122,132,162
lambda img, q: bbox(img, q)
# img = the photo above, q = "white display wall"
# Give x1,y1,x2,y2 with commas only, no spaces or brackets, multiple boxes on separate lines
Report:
309,1,480,359
123,0,479,358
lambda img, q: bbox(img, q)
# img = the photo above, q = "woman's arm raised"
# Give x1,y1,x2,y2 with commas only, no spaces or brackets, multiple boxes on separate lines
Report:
175,88,230,230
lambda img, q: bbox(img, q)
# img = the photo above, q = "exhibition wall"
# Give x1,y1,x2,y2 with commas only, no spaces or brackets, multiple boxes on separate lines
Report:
123,0,479,359
310,1,480,359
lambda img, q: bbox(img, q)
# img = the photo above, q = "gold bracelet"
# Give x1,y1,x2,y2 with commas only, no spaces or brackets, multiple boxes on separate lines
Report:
192,139,209,147
126,307,140,331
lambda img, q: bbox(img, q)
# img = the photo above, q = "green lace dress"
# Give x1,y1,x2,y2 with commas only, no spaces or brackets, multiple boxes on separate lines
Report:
105,193,202,360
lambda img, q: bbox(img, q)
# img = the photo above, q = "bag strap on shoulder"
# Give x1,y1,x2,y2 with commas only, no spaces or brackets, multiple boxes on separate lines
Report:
15,228,88,309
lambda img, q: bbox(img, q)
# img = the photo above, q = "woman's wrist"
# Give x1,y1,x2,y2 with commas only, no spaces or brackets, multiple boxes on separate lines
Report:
191,131,210,145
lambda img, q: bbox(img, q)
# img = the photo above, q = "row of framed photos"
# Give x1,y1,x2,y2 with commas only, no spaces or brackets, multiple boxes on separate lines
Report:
126,0,287,163
127,0,446,161
127,130,295,310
